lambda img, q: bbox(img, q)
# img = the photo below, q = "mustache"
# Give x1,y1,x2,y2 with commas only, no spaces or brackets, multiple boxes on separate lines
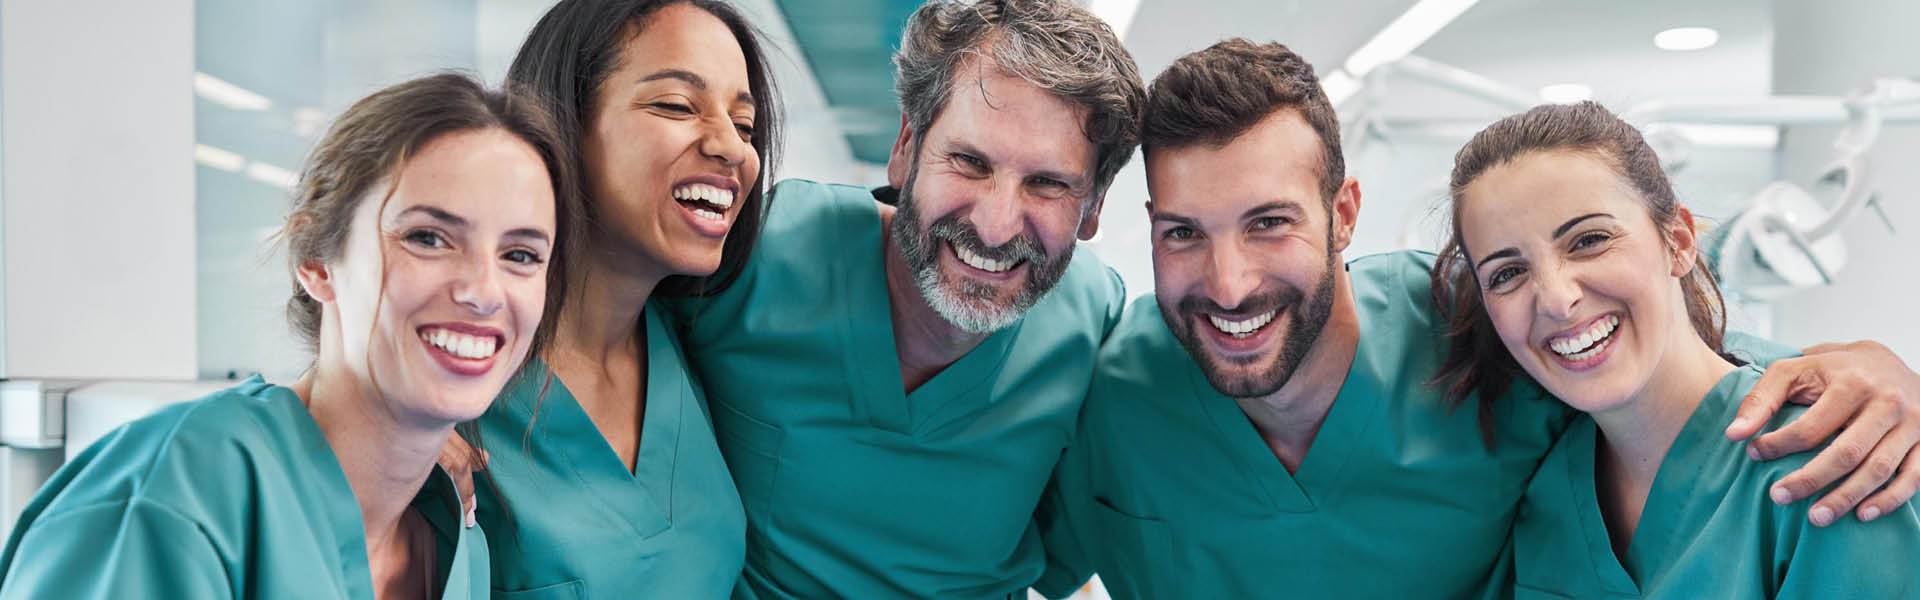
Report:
928,214,1047,265
1176,287,1301,319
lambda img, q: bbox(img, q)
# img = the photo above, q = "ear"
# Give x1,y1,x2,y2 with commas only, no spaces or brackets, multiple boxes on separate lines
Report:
1329,176,1363,253
1669,205,1700,278
886,113,916,189
296,258,338,305
1077,188,1107,241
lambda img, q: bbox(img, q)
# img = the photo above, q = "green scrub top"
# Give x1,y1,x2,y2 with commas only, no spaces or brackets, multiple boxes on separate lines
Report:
1038,251,1570,599
669,179,1126,598
1512,365,1920,599
474,301,746,599
1039,251,1803,599
0,376,488,599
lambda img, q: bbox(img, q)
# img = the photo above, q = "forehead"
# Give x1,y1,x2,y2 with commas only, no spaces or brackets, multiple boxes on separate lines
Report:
928,60,1094,174
1146,109,1325,219
616,5,750,90
1459,150,1641,250
384,128,555,227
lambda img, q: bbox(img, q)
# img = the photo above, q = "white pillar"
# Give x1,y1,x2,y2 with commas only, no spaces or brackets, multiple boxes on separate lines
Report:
1769,0,1920,361
0,0,199,379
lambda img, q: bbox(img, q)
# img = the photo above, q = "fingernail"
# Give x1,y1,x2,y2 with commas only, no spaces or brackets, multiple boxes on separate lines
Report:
1748,446,1763,461
1771,486,1792,504
1811,506,1834,527
1863,506,1883,522
1729,417,1753,432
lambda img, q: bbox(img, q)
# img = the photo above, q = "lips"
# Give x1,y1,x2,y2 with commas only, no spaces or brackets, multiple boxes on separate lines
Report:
417,323,506,377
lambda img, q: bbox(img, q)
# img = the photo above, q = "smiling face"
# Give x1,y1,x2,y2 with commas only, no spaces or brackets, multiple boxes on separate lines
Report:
885,61,1103,333
582,3,761,278
1458,150,1702,413
306,128,556,427
1146,110,1357,398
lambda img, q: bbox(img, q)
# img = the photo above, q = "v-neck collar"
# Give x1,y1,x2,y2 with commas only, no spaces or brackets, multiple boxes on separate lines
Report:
1184,296,1379,515
1564,366,1758,594
414,466,483,599
518,303,686,539
839,195,1022,436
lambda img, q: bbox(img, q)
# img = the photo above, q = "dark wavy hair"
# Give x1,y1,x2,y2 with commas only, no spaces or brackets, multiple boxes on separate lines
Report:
506,0,783,297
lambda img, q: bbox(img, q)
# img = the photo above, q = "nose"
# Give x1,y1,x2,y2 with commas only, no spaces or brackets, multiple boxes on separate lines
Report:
452,255,505,317
1203,239,1260,311
1531,261,1581,322
698,117,751,169
968,178,1023,248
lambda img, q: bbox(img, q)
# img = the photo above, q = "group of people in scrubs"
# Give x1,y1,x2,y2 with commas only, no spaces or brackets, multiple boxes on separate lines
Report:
2,0,1919,598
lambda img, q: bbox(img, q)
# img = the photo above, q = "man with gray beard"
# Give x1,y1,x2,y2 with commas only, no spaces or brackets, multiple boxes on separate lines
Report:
670,0,1144,597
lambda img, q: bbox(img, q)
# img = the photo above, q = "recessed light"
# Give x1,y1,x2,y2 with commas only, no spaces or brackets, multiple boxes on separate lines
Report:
1540,83,1593,104
1655,27,1719,51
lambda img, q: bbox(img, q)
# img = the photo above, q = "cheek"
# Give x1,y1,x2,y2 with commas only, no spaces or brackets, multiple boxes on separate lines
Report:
1482,292,1536,354
508,274,548,341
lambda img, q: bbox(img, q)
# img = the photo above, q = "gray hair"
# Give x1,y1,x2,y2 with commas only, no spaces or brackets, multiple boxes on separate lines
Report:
893,0,1145,197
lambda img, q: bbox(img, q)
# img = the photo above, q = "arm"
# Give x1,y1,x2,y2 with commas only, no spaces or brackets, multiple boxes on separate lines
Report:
0,500,232,598
1774,502,1920,598
1724,340,1920,525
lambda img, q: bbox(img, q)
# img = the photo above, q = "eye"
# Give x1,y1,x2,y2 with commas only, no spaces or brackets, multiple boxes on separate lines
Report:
951,153,988,176
1163,226,1197,241
1486,264,1524,291
735,121,755,142
1251,216,1292,231
649,101,694,115
1571,231,1611,252
404,229,449,250
503,248,545,265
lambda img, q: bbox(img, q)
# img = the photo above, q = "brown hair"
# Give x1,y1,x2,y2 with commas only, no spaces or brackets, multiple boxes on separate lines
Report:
1431,101,1728,428
507,0,782,297
1142,39,1343,207
282,72,582,369
894,0,1145,197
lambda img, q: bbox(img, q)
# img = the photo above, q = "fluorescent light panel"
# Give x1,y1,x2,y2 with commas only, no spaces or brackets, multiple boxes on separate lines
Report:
246,162,298,190
1654,27,1719,51
193,72,272,111
1539,83,1593,104
1670,124,1778,148
1343,0,1481,77
193,144,246,172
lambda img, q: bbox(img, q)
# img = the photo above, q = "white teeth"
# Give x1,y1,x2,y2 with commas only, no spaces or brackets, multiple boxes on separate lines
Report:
1207,310,1277,339
673,183,735,210
1549,315,1620,358
421,327,499,360
952,242,1015,273
692,208,723,222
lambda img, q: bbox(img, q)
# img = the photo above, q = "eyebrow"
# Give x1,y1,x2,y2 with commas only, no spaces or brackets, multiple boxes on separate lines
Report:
640,68,755,106
400,205,551,244
1476,212,1616,266
1243,201,1305,221
504,228,551,245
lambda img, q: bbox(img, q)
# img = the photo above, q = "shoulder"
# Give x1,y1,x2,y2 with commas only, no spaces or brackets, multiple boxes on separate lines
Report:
1345,250,1443,332
1090,295,1188,398
762,178,879,240
1029,247,1127,331
31,380,302,520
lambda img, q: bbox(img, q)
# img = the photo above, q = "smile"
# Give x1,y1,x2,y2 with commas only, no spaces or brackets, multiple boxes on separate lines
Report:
950,240,1023,274
1546,314,1619,361
672,182,735,222
1208,310,1276,339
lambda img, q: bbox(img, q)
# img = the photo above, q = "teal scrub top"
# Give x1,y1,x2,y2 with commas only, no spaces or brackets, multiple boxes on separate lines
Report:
0,376,488,599
1512,365,1920,599
669,179,1126,598
474,302,746,599
1038,251,1800,600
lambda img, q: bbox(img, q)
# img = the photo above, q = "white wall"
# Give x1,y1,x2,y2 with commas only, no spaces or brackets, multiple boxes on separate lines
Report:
0,0,198,380
1770,0,1920,361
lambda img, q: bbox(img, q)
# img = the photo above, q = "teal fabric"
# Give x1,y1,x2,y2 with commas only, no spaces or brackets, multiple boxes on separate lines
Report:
0,376,488,599
669,179,1126,598
1039,251,1570,599
1512,365,1920,599
475,302,745,599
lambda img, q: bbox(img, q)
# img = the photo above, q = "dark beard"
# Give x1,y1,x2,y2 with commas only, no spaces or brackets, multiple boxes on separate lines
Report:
1163,249,1337,399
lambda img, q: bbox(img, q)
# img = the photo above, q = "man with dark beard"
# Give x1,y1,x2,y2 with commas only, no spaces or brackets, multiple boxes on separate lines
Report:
670,0,1144,597
1034,39,1920,599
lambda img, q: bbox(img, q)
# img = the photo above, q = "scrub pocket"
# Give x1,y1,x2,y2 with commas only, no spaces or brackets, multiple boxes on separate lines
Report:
711,399,784,531
492,579,584,600
1089,498,1174,600
1512,583,1574,599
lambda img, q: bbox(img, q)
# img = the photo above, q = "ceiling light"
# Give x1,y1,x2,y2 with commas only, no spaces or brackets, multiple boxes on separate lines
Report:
1322,71,1362,106
246,161,298,190
1539,83,1593,104
194,72,272,111
1654,27,1719,52
1344,0,1481,77
193,144,246,172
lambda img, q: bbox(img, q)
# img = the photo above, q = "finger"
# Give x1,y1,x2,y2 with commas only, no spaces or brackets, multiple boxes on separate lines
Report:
1730,361,1806,441
1808,425,1913,526
1859,444,1920,523
1765,399,1897,507
1750,381,1878,460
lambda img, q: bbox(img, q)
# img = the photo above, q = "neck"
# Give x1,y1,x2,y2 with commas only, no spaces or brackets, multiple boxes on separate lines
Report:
291,364,450,567
1589,326,1737,489
877,202,989,391
1235,266,1360,472
553,239,665,366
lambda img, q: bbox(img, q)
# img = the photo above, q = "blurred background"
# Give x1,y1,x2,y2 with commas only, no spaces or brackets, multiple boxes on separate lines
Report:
0,1,1914,593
